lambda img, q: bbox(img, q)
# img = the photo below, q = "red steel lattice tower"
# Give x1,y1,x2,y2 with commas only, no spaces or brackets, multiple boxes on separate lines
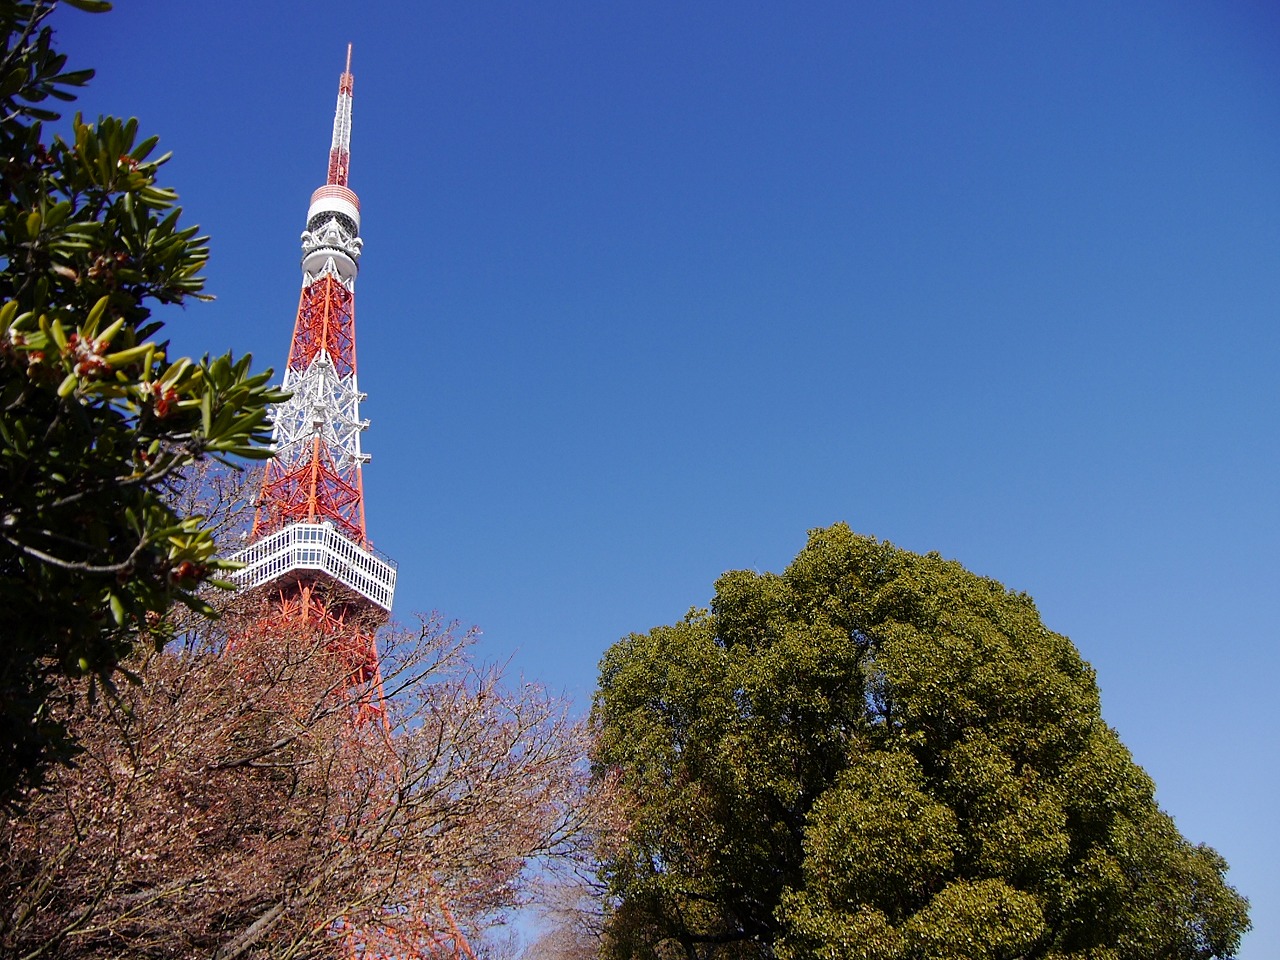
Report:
230,49,475,960
233,45,396,695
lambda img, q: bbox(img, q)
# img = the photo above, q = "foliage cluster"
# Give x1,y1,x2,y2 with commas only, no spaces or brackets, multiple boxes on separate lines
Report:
593,524,1250,960
0,0,285,799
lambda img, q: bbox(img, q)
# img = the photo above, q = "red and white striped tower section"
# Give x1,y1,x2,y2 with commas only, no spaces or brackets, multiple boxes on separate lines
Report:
231,45,396,712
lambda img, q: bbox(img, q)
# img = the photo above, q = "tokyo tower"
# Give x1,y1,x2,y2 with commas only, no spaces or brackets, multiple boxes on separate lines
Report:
230,48,475,959
232,45,396,706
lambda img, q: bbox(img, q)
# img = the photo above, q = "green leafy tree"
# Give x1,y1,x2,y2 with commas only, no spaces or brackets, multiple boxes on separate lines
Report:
0,0,285,801
593,524,1249,960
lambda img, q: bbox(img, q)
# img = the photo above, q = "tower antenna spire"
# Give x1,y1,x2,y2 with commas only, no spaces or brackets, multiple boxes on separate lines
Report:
328,43,355,186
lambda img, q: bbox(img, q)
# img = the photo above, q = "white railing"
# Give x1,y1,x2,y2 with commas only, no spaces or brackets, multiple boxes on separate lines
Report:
229,522,397,611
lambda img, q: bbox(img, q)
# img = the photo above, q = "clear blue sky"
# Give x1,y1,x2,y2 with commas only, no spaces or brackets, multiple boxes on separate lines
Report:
56,2,1277,954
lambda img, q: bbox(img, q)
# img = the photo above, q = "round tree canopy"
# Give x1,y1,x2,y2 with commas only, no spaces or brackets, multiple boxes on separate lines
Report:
594,523,1249,960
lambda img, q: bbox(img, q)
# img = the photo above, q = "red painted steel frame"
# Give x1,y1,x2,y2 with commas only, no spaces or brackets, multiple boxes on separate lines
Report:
289,275,357,376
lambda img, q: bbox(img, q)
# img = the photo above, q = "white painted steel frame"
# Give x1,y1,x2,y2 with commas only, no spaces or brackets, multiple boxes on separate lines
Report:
331,85,353,160
271,351,370,472
230,521,397,610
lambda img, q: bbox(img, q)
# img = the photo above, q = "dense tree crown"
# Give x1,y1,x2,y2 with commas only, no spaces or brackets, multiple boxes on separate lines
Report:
593,524,1249,960
0,1,284,799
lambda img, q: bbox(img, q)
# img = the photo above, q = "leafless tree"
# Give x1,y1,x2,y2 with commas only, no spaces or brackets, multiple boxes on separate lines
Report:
0,602,593,959
516,736,633,960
